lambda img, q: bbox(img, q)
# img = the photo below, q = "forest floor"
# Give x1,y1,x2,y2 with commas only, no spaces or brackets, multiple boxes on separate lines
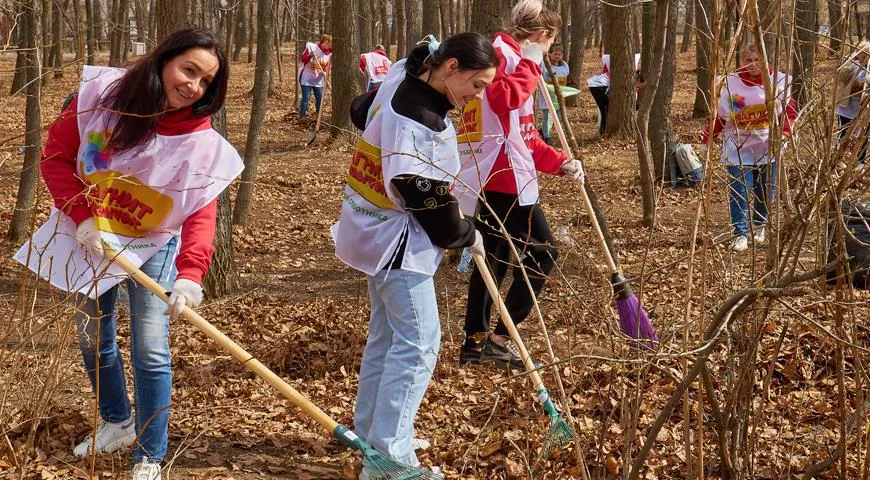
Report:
1,45,869,480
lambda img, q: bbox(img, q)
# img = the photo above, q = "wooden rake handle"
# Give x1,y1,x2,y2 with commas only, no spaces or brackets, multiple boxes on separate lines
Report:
471,252,546,391
537,76,619,275
102,246,339,433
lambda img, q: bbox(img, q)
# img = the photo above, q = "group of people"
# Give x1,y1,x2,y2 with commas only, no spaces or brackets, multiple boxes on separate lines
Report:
20,0,868,477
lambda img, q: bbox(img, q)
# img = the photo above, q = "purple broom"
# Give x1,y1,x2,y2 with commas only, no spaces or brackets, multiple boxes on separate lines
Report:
537,75,659,345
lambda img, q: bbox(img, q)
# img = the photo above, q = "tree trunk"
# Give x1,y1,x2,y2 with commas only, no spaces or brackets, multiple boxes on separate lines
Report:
247,0,254,63
471,0,502,38
566,0,585,107
650,0,678,182
109,0,130,66
560,0,570,50
604,0,637,138
331,0,362,141
640,0,655,79
438,0,449,37
361,0,374,49
233,0,246,60
155,0,185,40
224,1,235,59
422,0,438,38
95,0,104,45
792,0,817,107
85,0,97,63
396,0,406,58
41,0,50,84
73,0,84,58
680,0,693,52
50,0,64,77
691,0,712,118
131,0,148,42
8,0,42,244
405,0,421,53
828,0,842,53
634,0,669,227
232,0,273,226
380,0,391,51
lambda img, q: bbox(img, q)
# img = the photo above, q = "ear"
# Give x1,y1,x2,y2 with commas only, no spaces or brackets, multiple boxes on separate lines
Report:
446,58,459,75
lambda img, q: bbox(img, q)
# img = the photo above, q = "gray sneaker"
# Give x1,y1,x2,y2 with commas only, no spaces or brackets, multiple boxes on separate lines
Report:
479,338,543,370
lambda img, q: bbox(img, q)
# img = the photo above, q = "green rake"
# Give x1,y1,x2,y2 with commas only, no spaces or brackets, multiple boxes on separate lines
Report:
105,246,440,480
470,252,575,457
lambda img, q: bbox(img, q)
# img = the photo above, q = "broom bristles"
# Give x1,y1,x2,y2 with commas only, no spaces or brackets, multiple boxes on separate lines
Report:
616,293,659,343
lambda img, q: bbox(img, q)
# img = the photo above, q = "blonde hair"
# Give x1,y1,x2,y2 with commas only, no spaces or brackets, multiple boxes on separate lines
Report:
509,0,562,41
320,34,333,43
856,40,870,56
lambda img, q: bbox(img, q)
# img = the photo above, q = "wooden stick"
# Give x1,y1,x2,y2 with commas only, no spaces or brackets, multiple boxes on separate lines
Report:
103,246,339,433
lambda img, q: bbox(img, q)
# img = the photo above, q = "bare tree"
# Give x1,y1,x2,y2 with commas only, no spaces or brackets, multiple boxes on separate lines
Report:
792,0,817,106
155,0,185,40
828,0,842,53
331,0,361,141
233,0,246,60
379,0,391,51
109,0,130,66
85,0,97,63
604,0,637,138
692,0,712,118
471,0,502,38
396,0,405,58
405,0,421,52
565,0,585,108
422,0,438,38
680,0,693,52
650,0,679,181
8,0,42,244
233,0,274,225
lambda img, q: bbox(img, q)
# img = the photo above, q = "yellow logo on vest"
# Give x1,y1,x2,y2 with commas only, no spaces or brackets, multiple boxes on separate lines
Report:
456,99,483,144
348,138,395,209
86,171,174,238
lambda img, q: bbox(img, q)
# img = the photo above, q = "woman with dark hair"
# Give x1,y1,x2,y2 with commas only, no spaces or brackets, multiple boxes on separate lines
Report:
455,0,581,370
32,28,242,480
333,32,498,475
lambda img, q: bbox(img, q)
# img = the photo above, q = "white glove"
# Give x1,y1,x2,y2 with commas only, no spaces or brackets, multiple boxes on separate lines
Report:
75,217,104,255
562,159,584,181
520,41,545,65
165,279,203,320
469,230,486,258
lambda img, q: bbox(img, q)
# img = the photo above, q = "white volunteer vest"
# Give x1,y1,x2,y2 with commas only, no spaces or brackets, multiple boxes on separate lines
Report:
455,35,538,216
538,62,569,109
331,60,461,276
14,66,244,298
717,71,790,166
362,52,391,84
300,42,331,87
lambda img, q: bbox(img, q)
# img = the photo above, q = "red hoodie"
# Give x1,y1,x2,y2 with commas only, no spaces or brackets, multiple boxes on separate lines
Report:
482,32,567,196
40,97,218,284
701,69,798,144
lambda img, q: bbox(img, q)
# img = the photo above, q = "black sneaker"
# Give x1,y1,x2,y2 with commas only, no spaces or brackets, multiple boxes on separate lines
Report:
479,338,544,370
459,337,484,365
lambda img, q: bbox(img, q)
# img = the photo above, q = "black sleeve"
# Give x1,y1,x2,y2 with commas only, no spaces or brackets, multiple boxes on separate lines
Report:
350,89,378,130
390,174,476,249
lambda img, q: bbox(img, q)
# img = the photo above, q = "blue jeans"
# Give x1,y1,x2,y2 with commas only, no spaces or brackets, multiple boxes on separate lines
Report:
299,84,323,118
541,108,551,140
74,236,178,462
726,164,776,237
354,268,440,467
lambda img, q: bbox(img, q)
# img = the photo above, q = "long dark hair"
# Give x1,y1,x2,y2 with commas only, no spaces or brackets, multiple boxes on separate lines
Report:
405,32,499,77
100,28,229,153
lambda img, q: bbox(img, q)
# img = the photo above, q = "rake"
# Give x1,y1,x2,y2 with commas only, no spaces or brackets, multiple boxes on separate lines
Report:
103,246,440,479
537,73,658,345
470,252,574,457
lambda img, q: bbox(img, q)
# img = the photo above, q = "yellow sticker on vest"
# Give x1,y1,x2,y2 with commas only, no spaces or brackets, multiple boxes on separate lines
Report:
348,138,395,209
456,99,483,144
85,171,174,238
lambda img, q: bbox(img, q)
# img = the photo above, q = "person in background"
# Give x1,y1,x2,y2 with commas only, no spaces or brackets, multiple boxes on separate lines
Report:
359,44,392,91
299,34,333,119
586,52,642,135
701,43,797,252
537,44,568,143
835,40,870,167
455,0,583,369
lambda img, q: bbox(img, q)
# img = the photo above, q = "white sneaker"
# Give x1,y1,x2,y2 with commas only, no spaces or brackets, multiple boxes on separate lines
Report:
73,419,136,458
131,458,161,480
730,236,748,252
753,228,765,244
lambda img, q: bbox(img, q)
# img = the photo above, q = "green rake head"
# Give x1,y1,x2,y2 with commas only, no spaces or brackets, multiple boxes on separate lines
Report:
333,425,443,480
540,398,575,458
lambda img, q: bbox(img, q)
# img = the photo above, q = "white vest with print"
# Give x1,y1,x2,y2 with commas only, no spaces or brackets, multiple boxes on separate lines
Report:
362,52,392,84
14,66,244,298
300,42,332,87
455,35,538,216
717,71,791,165
331,61,461,276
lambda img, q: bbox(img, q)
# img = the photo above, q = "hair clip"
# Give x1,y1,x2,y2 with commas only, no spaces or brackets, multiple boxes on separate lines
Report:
418,34,440,54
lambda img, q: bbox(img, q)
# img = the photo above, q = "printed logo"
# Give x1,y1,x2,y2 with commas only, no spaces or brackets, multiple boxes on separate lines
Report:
456,99,483,144
85,171,174,238
347,138,395,209
729,94,747,110
82,130,112,175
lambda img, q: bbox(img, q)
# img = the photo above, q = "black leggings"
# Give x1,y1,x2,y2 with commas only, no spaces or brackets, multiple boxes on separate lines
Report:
464,192,559,338
589,86,609,135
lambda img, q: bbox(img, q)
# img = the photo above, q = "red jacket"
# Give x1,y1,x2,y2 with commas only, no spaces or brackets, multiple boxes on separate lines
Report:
483,32,567,196
701,69,798,143
40,98,218,283
300,43,333,72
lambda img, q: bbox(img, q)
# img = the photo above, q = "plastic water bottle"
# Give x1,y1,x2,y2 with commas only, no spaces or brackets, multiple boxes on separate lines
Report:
457,248,473,273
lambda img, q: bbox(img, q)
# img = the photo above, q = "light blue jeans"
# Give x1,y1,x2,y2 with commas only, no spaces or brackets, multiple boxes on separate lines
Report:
354,268,440,467
726,164,776,237
74,236,178,462
299,84,323,118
